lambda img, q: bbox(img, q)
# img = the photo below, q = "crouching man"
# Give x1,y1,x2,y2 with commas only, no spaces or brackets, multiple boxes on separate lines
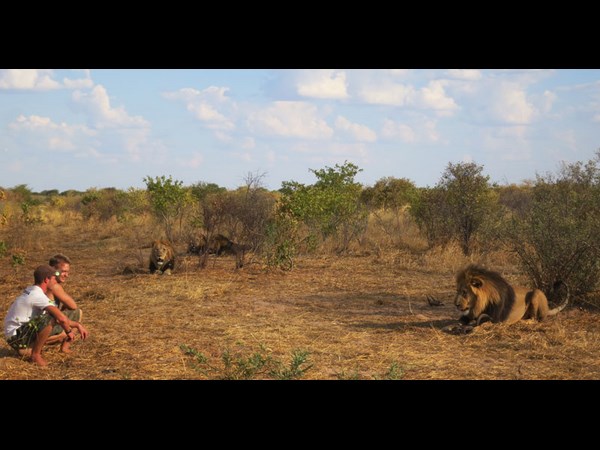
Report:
3,265,89,366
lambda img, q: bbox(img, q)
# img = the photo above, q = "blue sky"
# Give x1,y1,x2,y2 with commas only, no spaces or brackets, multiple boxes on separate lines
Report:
1,69,599,192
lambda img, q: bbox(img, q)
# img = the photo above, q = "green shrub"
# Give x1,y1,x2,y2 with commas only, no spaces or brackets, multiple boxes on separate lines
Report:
504,152,600,301
410,161,499,255
279,161,368,254
144,175,191,241
180,344,312,380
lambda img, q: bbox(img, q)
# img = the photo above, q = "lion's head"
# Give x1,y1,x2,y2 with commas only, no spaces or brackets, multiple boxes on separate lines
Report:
150,240,175,274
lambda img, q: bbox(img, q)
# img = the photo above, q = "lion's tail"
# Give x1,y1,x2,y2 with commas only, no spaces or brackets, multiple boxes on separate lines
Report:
548,281,569,316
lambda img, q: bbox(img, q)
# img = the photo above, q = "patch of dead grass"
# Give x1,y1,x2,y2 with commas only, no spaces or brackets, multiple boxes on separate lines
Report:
0,219,599,379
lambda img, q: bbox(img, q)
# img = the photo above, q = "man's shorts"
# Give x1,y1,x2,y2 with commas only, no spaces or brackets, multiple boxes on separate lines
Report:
6,308,82,352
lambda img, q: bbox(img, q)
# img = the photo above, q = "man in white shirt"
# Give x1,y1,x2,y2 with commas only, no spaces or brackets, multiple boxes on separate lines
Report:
3,265,89,366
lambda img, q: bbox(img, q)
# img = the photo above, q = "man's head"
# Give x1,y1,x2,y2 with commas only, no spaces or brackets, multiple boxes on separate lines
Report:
49,253,71,283
33,265,60,287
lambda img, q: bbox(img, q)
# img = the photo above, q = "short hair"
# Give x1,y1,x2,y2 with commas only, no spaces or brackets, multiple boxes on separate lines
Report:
49,253,71,267
34,265,60,284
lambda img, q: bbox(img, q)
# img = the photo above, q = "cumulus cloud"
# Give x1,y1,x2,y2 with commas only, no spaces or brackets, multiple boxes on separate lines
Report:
357,77,457,114
163,86,235,130
358,82,415,106
72,85,149,128
381,119,416,142
295,70,349,99
446,69,482,81
63,70,94,89
247,101,333,139
489,83,536,124
416,80,459,113
482,126,532,160
381,118,440,143
176,151,204,168
290,142,370,164
0,69,95,91
388,69,410,76
541,90,557,114
0,69,60,90
9,114,96,151
334,116,377,142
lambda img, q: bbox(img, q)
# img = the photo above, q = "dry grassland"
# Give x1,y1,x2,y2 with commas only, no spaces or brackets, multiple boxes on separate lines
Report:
1,217,599,380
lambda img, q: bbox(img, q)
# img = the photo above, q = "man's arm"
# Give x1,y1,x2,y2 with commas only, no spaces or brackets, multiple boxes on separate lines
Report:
48,283,78,310
45,305,89,340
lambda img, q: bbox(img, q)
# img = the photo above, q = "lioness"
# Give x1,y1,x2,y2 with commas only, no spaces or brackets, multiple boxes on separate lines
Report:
188,234,249,269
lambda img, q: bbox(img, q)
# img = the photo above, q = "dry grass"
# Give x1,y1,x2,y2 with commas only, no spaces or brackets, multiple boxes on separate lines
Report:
1,216,599,380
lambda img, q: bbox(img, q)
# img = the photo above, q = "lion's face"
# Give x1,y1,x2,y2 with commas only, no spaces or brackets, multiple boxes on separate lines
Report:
454,285,474,312
152,242,172,267
454,276,482,312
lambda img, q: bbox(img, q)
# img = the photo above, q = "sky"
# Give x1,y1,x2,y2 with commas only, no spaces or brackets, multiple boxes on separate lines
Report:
1,68,599,192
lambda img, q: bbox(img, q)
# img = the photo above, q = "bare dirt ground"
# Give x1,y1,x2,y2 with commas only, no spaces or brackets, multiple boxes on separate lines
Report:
1,222,599,380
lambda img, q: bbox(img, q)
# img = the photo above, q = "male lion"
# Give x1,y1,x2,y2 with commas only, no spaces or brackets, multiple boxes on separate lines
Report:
454,264,568,326
149,240,175,275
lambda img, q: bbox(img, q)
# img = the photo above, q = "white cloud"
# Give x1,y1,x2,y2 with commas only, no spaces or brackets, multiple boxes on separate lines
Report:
176,152,204,168
553,129,578,151
357,77,458,114
0,69,61,90
163,86,235,130
291,141,369,159
72,85,149,128
388,69,410,76
381,119,416,142
381,118,443,143
242,137,256,149
594,114,600,123
358,82,415,106
247,101,333,139
8,160,23,173
446,69,482,81
334,116,377,142
482,126,532,160
9,114,96,151
541,90,557,114
63,69,94,89
296,70,349,99
490,83,536,124
416,80,458,114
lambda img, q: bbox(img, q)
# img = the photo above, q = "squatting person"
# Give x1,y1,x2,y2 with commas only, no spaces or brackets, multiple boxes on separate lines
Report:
3,265,89,366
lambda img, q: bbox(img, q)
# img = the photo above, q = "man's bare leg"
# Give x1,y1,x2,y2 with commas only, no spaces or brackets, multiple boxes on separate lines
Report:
30,324,53,366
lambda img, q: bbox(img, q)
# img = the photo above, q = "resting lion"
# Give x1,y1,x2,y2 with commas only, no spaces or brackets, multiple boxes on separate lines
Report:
454,264,569,326
149,240,175,275
188,234,249,269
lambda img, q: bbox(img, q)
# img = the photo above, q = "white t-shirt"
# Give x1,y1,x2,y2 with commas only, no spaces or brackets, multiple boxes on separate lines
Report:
3,285,54,339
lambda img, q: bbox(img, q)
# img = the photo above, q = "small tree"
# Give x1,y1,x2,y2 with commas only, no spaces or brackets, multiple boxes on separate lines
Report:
279,161,367,253
409,187,453,247
410,161,498,255
144,175,191,242
361,177,417,211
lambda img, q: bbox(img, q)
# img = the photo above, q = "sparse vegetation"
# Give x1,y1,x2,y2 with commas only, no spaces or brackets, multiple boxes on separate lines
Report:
410,162,500,255
1,157,600,379
180,344,312,380
503,152,600,303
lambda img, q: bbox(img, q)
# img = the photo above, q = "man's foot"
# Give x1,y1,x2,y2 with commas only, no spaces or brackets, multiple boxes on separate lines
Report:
60,340,73,354
31,353,48,366
17,348,32,358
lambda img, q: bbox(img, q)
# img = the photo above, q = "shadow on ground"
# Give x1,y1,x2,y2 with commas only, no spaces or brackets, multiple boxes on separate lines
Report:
351,318,459,331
